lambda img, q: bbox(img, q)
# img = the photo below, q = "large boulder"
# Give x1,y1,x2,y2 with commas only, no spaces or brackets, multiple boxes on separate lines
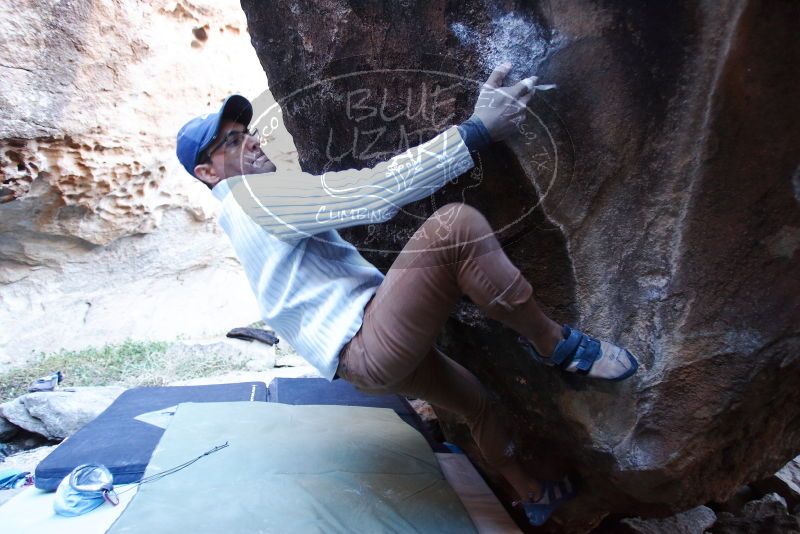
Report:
239,0,800,530
0,387,125,440
0,0,298,369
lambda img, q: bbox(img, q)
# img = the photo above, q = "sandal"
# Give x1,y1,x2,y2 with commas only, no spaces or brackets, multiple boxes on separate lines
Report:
513,476,578,527
519,325,639,381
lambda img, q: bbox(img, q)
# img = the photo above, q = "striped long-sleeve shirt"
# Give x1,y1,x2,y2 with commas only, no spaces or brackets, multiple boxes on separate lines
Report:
212,124,477,379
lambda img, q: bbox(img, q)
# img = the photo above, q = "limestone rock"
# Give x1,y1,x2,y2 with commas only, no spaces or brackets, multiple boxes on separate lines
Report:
0,0,299,369
0,387,124,440
619,506,716,534
240,0,800,530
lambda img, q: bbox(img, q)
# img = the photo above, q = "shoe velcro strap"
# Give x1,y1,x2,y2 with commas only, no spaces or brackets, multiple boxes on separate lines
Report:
551,326,582,367
574,336,601,374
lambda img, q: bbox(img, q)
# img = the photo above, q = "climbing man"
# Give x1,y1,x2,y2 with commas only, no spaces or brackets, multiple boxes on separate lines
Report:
175,62,638,527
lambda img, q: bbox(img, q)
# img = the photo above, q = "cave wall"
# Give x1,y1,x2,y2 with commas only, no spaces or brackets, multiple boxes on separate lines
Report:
240,0,800,530
0,0,297,367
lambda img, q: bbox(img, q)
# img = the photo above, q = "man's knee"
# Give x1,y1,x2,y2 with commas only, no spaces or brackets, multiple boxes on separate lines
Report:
426,202,491,241
433,202,483,222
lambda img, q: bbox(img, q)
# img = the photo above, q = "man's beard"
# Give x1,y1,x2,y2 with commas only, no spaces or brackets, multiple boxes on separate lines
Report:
230,150,277,175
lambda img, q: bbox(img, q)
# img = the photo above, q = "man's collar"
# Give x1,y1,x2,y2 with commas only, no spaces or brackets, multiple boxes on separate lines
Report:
210,178,232,200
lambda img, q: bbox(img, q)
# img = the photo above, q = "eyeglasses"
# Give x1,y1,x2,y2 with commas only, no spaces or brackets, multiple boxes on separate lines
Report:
200,127,260,163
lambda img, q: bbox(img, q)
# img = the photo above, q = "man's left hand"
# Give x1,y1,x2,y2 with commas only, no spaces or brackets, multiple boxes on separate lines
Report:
469,62,537,142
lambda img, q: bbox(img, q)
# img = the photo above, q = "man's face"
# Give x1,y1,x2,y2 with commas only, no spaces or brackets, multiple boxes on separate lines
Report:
194,119,276,188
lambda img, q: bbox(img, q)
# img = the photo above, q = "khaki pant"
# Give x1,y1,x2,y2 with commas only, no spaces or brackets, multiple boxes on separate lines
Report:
336,203,533,469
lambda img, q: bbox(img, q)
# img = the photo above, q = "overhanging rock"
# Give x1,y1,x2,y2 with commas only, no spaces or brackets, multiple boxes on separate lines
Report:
240,0,800,530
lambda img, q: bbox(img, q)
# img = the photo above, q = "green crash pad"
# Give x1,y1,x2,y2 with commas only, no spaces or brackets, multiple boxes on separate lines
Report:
108,402,476,533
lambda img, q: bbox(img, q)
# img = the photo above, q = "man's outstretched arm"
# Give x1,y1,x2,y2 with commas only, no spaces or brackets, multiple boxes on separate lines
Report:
225,62,537,242
225,125,474,242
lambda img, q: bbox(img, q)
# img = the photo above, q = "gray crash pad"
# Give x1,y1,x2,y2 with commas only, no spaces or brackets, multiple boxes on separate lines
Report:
109,402,476,533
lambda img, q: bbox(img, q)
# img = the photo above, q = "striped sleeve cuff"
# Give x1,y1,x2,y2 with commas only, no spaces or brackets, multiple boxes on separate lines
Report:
457,116,492,153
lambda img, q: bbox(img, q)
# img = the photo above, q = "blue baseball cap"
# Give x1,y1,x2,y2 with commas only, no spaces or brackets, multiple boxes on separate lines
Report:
176,94,253,177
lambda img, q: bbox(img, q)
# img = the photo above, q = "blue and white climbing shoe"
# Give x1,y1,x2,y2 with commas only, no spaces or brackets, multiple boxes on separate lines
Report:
519,325,639,381
515,476,577,527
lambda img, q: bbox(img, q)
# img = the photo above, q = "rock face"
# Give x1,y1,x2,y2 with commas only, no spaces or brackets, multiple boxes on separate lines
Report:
0,0,299,369
0,387,125,440
240,0,800,530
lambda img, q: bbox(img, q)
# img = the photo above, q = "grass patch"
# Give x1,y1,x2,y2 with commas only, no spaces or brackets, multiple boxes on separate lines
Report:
0,339,249,403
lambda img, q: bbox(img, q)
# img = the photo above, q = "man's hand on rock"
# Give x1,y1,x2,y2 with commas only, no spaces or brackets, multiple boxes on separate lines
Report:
470,62,537,142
